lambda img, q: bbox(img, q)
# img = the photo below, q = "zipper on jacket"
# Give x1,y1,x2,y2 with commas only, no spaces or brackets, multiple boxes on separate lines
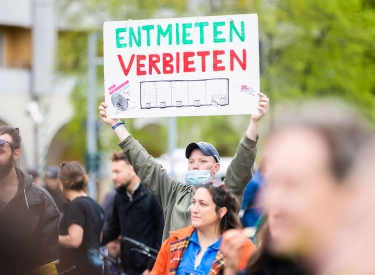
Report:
24,189,30,209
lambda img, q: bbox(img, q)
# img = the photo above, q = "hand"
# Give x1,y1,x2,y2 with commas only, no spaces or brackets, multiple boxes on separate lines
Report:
251,92,269,122
142,269,150,275
99,99,120,126
221,229,248,271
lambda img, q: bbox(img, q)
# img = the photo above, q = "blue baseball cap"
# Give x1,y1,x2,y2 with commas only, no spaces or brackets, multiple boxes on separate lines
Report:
185,142,220,163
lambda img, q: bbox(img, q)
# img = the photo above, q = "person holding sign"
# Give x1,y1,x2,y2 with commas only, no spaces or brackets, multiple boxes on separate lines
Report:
99,92,269,241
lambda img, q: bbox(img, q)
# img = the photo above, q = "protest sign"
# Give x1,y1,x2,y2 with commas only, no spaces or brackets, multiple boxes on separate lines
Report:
103,14,259,118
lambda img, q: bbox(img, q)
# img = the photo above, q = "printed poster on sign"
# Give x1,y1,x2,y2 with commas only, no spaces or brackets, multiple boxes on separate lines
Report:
103,14,260,118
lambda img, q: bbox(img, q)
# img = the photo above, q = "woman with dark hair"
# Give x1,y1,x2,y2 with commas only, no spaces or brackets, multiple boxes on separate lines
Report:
150,180,256,275
57,161,104,275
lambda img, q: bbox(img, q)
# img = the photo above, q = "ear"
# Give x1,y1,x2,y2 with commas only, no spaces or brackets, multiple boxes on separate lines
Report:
212,163,220,174
219,207,227,219
129,164,137,177
12,148,21,161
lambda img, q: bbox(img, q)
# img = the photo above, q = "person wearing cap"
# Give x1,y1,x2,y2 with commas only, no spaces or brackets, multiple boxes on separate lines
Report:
99,93,269,241
45,166,66,213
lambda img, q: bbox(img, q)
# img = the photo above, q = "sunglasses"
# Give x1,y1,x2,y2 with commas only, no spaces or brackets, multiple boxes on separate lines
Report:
0,139,17,148
201,179,228,208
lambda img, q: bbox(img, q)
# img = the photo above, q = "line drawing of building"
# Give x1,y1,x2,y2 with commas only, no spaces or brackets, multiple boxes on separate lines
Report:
140,78,229,109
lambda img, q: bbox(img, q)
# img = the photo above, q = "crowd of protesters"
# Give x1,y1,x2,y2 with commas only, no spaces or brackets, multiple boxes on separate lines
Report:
1,92,375,275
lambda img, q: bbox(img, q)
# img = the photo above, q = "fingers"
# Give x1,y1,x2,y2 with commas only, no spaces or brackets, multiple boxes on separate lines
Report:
99,103,108,119
257,107,267,114
222,229,247,249
258,92,268,98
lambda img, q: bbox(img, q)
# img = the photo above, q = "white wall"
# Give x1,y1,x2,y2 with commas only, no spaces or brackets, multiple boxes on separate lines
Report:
0,0,31,27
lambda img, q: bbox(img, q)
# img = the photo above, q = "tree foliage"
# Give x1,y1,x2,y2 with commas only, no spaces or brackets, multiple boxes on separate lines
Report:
56,0,375,162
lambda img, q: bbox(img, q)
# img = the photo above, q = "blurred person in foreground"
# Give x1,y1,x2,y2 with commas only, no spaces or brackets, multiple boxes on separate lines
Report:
312,137,375,275
150,180,256,275
45,165,66,213
58,161,104,275
0,126,60,275
99,93,269,241
220,100,372,275
102,152,164,275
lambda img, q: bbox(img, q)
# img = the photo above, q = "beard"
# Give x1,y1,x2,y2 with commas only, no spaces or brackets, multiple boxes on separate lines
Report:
115,182,130,194
0,154,14,179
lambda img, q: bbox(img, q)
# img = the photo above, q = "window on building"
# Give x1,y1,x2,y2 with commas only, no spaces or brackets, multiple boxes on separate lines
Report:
0,33,4,67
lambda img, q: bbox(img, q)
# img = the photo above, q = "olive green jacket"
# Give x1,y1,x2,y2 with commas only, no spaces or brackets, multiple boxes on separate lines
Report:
119,134,258,241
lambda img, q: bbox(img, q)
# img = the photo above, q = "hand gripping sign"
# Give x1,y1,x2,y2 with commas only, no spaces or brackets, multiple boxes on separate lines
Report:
103,14,260,118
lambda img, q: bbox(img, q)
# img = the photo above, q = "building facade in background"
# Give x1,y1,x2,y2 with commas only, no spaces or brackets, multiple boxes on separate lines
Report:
0,0,75,172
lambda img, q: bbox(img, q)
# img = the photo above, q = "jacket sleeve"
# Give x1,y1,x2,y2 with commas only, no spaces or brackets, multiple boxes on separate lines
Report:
150,238,171,275
224,135,258,207
102,194,121,245
101,190,117,231
241,179,259,209
147,195,165,271
32,183,60,266
119,135,191,211
239,239,257,270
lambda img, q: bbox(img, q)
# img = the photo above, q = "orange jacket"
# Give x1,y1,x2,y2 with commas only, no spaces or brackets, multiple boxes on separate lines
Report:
150,226,256,275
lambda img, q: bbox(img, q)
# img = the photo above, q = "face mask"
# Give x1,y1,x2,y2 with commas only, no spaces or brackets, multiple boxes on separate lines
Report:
186,167,215,186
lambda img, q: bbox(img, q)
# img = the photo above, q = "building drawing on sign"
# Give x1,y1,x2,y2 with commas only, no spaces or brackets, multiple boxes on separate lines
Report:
140,79,229,109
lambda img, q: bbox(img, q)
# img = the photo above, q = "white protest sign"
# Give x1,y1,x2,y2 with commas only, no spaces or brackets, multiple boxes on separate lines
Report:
103,14,259,118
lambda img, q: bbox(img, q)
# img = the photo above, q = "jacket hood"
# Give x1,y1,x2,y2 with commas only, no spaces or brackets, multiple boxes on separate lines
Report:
16,168,42,207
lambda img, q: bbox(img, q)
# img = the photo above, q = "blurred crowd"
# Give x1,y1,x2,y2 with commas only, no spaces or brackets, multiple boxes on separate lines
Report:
0,94,374,275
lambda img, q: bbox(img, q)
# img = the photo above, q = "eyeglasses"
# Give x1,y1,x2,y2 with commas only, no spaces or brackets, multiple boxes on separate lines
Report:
201,179,228,208
0,139,17,148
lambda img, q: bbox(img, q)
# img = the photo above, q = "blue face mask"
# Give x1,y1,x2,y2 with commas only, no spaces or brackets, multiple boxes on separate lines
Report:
186,169,212,186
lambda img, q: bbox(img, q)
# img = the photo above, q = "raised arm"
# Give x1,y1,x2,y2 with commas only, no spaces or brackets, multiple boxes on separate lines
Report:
99,101,189,208
224,93,269,206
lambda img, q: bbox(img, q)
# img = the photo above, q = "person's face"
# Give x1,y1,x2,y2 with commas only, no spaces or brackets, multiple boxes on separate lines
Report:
112,160,135,190
191,188,226,231
188,149,220,177
0,134,19,179
107,240,121,259
264,128,341,256
45,177,59,190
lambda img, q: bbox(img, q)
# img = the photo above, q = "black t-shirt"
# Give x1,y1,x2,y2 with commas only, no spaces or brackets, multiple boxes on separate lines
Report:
58,196,105,275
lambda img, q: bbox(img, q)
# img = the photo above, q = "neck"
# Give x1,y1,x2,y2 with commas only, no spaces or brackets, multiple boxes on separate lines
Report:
126,177,140,193
0,167,19,190
196,225,221,248
65,189,87,201
0,167,19,203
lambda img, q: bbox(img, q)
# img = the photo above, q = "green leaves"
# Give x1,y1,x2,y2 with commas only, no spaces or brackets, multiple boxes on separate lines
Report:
56,0,375,162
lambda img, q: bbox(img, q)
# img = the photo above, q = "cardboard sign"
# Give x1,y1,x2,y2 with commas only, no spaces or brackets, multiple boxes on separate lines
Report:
103,14,259,118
